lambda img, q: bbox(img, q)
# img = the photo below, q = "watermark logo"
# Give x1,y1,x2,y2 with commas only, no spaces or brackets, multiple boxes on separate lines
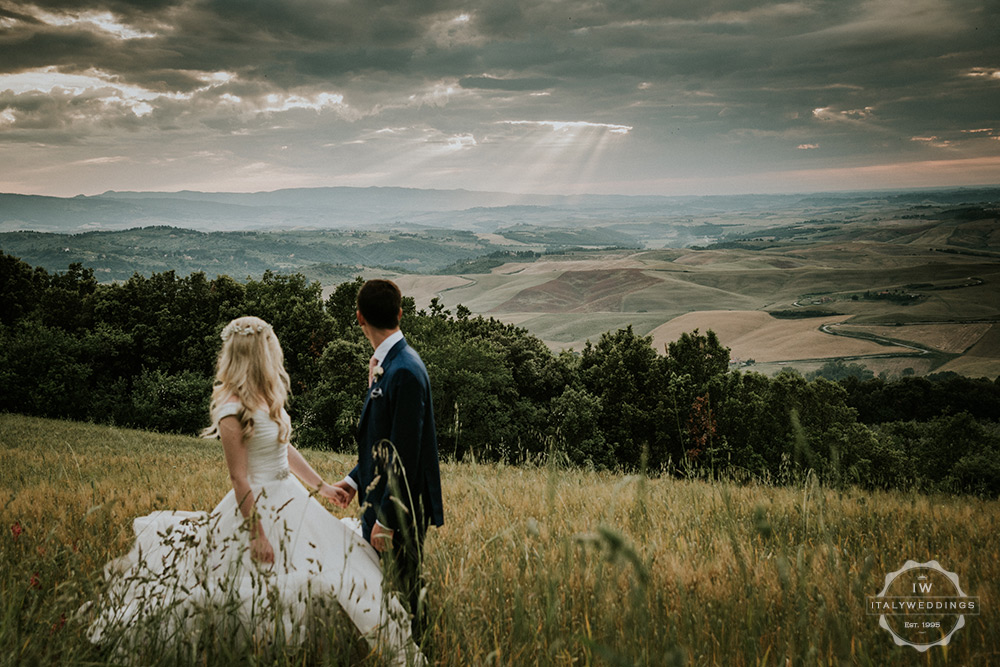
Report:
867,560,979,652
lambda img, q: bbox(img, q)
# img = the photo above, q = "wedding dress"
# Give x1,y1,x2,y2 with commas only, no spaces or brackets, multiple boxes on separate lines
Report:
87,404,422,665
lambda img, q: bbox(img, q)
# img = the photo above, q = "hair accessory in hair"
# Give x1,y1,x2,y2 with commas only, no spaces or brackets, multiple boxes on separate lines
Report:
221,322,267,340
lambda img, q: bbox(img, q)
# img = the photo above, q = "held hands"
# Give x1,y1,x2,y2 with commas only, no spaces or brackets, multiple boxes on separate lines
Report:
320,480,356,508
317,481,392,552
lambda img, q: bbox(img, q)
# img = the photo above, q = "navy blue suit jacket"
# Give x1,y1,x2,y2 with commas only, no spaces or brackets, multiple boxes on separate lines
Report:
350,337,444,544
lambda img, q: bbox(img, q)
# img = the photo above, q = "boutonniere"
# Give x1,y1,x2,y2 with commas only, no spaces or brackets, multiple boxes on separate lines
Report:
372,365,384,381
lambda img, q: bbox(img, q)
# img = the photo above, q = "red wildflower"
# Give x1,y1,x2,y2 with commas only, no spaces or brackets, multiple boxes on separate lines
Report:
29,572,41,589
10,521,22,541
51,613,67,634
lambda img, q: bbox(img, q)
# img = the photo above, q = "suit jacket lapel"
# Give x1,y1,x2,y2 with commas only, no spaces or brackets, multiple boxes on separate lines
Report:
358,337,408,428
359,377,377,427
359,392,372,430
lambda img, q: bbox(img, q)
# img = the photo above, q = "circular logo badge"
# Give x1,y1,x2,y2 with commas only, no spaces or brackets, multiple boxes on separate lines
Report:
868,560,979,652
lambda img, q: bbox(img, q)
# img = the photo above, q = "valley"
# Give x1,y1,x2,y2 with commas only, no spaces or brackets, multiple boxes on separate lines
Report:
3,186,998,378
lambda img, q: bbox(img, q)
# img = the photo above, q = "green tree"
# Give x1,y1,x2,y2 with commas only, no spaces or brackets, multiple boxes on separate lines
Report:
807,360,874,382
580,326,662,469
325,276,365,335
664,329,730,389
0,251,45,325
0,322,94,420
241,271,334,390
550,386,612,468
39,262,97,333
710,371,774,476
418,333,517,461
130,368,213,434
292,337,369,451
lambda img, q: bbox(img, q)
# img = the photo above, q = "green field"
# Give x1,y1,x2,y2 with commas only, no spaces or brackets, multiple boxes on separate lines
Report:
2,414,998,665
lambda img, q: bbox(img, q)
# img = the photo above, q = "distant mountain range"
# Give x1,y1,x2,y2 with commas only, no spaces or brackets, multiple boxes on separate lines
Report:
2,185,998,234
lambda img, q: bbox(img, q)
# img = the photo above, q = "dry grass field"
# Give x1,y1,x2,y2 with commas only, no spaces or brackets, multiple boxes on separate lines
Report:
2,413,999,666
376,238,1000,376
937,325,1000,378
647,312,911,363
836,323,992,355
491,269,662,313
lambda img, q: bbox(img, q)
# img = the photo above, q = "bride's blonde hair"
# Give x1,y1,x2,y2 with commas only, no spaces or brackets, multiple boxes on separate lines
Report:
201,316,291,444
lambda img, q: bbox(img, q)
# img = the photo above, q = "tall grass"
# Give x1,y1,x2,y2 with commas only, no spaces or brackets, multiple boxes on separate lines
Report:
2,413,997,665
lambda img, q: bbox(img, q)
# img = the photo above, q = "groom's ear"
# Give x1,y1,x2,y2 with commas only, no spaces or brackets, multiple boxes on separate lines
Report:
397,307,403,323
356,310,366,327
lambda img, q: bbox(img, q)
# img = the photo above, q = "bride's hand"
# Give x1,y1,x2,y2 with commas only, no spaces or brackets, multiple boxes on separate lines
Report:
320,481,354,508
251,534,274,565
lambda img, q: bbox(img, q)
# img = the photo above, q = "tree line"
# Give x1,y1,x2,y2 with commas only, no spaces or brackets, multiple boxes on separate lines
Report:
2,250,998,496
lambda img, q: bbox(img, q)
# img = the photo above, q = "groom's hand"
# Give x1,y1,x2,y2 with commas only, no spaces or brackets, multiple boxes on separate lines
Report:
370,522,394,553
321,481,355,508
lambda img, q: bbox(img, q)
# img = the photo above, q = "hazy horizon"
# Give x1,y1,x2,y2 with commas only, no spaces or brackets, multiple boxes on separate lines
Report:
6,181,1000,202
2,1,999,198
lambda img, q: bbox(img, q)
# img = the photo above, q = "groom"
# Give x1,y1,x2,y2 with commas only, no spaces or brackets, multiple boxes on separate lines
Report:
331,279,444,635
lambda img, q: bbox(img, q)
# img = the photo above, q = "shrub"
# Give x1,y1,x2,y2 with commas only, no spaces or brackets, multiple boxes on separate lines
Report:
130,369,212,434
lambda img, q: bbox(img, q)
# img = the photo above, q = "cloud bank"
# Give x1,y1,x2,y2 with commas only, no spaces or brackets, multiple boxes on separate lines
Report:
1,0,998,195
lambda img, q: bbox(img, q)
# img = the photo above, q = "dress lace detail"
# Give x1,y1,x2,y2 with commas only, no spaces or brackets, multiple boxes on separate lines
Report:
87,407,423,665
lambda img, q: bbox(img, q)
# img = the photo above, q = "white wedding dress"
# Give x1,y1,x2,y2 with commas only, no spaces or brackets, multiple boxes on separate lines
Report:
87,405,422,665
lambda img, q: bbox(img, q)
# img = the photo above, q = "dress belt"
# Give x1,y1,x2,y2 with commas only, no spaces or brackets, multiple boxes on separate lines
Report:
251,468,290,482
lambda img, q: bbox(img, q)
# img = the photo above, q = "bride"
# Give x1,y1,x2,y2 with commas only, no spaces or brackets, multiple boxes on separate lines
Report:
87,316,424,665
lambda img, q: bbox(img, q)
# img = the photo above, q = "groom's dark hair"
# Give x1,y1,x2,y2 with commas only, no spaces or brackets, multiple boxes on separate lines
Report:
357,279,402,330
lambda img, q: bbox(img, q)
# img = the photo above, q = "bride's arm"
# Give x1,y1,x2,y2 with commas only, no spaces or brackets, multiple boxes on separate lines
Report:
220,415,274,564
286,444,345,501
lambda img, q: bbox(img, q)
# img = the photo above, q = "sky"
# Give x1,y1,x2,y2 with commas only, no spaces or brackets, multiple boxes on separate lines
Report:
1,0,999,197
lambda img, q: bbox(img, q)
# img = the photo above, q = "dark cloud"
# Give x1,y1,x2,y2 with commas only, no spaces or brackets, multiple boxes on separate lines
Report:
459,75,557,91
0,6,42,24
1,0,998,195
0,28,106,73
473,0,526,39
292,47,416,79
0,88,144,140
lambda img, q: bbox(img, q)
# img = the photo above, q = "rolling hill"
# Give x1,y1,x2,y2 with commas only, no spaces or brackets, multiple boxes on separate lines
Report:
399,201,1000,377
3,185,998,378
